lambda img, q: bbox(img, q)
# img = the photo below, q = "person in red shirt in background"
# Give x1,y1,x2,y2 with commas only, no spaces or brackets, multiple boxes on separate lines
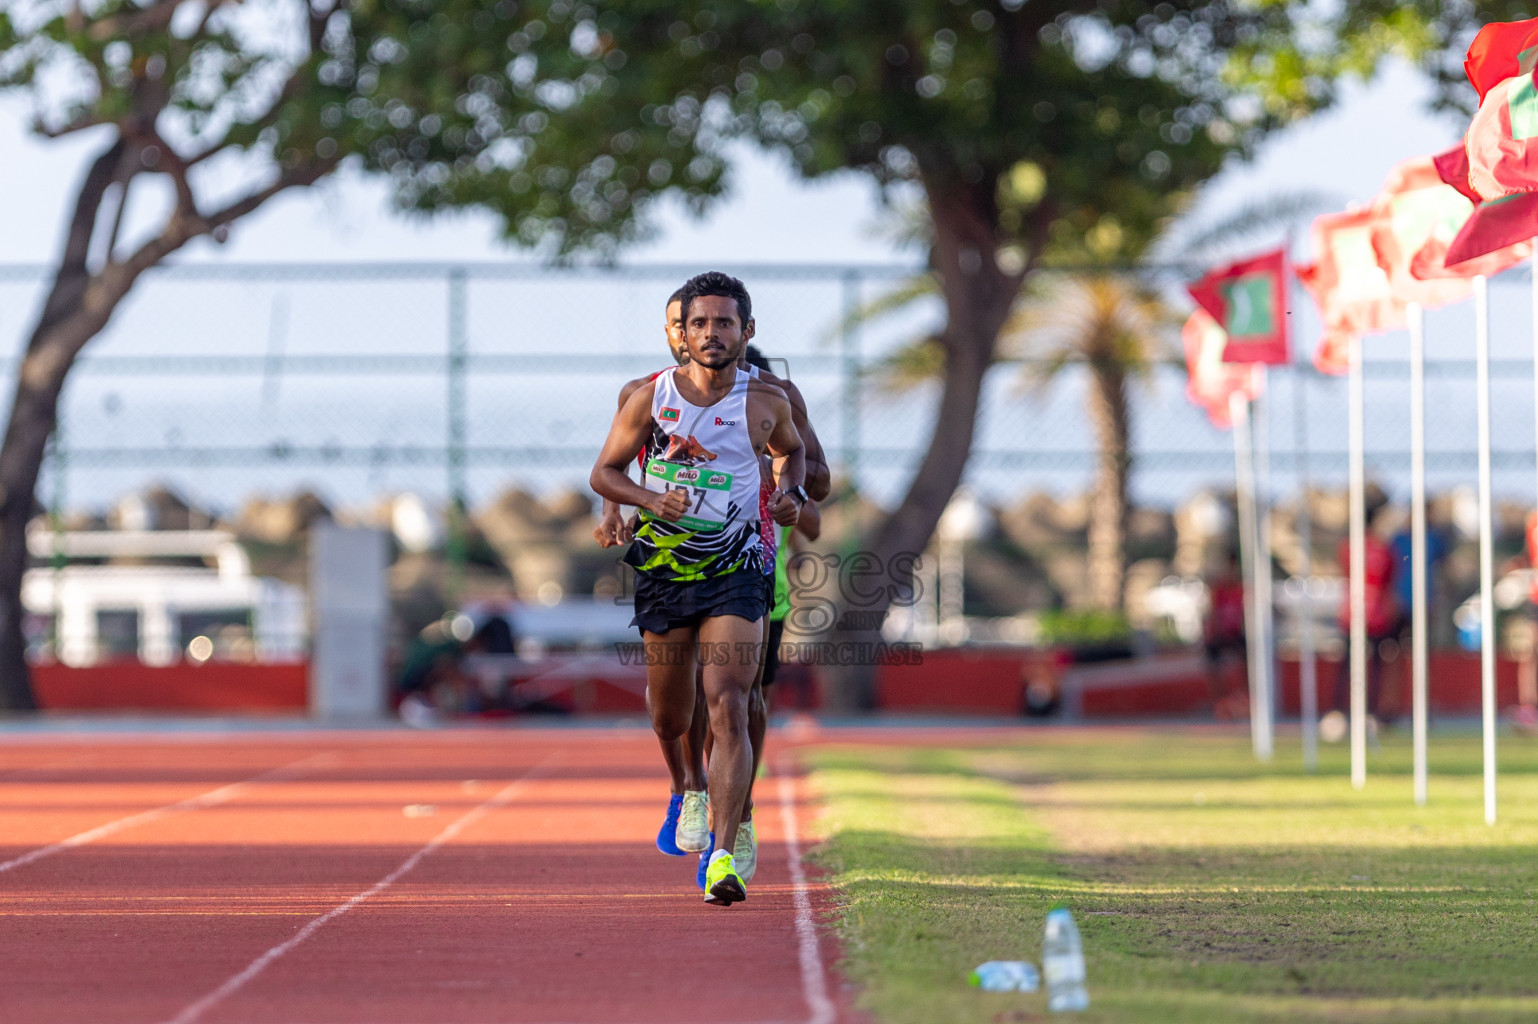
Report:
1517,512,1538,725
1203,551,1247,713
1333,510,1401,725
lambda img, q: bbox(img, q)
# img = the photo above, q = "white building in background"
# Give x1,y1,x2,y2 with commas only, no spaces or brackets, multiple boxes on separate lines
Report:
21,528,305,666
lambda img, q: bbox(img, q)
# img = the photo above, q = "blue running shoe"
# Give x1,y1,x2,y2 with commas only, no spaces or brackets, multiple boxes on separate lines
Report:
696,831,716,890
657,794,685,856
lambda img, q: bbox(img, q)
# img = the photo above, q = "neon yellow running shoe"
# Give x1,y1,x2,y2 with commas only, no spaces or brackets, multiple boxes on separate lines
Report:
733,820,757,884
703,849,746,905
676,790,709,852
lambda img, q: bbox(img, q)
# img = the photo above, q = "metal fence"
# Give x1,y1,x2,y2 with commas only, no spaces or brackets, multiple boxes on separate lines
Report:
1,261,1538,519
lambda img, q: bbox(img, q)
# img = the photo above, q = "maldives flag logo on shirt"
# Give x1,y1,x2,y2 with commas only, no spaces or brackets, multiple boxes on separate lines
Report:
660,407,680,422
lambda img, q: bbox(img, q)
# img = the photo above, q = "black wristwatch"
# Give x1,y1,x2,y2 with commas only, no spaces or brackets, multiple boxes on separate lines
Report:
786,485,810,507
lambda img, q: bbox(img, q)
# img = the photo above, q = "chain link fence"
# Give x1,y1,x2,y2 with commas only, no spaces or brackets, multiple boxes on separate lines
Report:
0,261,1536,518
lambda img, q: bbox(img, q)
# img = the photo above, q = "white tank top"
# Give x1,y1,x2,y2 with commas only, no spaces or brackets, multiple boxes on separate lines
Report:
624,366,763,580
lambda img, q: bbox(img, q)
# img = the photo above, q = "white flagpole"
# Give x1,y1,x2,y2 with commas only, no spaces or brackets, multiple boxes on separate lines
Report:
1231,391,1268,760
1349,333,1368,791
1475,274,1497,825
1295,365,1319,772
1409,302,1429,807
1253,366,1276,759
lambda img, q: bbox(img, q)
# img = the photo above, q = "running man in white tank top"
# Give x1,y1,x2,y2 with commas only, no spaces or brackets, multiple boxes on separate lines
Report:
592,272,806,906
590,288,833,881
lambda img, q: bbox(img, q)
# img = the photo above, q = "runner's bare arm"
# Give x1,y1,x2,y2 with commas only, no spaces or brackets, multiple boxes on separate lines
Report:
594,375,652,546
763,396,805,528
775,378,830,502
796,500,821,542
758,372,829,502
590,384,689,522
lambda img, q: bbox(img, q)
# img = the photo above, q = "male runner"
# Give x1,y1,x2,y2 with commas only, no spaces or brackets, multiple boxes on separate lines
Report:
696,344,822,889
592,288,713,859
593,291,832,874
591,271,807,905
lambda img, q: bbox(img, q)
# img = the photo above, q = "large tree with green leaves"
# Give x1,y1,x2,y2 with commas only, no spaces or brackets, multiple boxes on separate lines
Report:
0,0,1521,709
0,0,729,708
675,0,1506,704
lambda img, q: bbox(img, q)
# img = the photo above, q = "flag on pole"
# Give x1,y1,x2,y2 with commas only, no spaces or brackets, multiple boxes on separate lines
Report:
1370,157,1479,308
1183,308,1259,427
1372,154,1531,303
1186,249,1290,364
1297,209,1405,374
1465,16,1538,103
1443,19,1538,266
1433,142,1483,204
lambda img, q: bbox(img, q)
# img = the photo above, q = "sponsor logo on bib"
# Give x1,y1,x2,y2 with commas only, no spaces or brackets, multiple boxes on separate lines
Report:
676,468,700,483
708,473,728,486
660,407,681,422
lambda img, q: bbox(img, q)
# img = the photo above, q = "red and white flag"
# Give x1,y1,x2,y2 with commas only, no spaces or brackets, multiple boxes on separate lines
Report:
1186,249,1290,365
1443,19,1538,266
1371,153,1530,304
1183,309,1260,428
1298,208,1405,375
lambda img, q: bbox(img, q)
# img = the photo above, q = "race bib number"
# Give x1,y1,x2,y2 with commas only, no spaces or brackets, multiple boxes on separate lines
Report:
641,459,734,532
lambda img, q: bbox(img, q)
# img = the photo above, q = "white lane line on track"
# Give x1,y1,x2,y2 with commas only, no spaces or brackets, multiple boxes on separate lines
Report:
776,761,837,1024
0,751,334,875
160,753,560,1024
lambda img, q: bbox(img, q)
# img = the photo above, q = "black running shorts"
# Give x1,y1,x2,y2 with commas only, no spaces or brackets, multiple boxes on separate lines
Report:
631,569,769,636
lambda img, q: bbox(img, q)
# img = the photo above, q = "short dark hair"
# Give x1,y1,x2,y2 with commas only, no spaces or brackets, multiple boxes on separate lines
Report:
679,271,752,326
744,344,771,372
666,286,687,311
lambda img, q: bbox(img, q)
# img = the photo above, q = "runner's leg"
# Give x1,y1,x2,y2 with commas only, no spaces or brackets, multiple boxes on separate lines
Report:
644,627,700,794
741,614,772,819
698,613,762,860
693,665,711,773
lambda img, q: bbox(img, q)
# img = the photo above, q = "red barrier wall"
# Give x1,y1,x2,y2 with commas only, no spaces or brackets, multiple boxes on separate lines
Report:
1277,651,1521,717
33,662,308,712
875,648,1029,714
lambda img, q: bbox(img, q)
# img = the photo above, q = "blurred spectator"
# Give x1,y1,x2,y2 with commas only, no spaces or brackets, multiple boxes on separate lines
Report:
1390,507,1447,639
1390,507,1446,716
1203,551,1246,711
1520,512,1538,719
396,612,517,725
1334,515,1400,724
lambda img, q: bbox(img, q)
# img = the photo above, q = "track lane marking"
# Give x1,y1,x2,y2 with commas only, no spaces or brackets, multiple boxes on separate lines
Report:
0,752,334,875
776,759,837,1024
160,754,559,1024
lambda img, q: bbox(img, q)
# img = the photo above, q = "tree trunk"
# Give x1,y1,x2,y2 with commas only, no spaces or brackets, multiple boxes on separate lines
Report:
1084,358,1130,613
820,179,1023,711
0,141,131,710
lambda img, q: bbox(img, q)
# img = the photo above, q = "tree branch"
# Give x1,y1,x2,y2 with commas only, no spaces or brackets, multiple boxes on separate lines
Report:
186,2,339,168
34,139,127,342
104,179,131,265
112,155,339,285
25,152,343,393
86,0,197,42
33,114,109,139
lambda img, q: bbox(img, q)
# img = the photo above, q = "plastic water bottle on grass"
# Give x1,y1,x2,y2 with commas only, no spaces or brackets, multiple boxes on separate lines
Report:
1043,908,1089,1012
968,960,1039,992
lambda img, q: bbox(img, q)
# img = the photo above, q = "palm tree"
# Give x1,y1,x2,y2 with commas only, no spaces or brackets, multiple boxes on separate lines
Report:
871,271,1172,612
858,191,1333,613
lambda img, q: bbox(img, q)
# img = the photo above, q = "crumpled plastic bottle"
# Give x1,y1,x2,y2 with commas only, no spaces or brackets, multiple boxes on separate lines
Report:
968,960,1040,992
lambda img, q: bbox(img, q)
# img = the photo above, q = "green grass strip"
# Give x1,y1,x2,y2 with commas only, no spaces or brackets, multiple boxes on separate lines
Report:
805,729,1538,1023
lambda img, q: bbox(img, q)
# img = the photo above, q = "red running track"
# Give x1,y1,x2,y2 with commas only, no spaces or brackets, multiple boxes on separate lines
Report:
0,728,862,1024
